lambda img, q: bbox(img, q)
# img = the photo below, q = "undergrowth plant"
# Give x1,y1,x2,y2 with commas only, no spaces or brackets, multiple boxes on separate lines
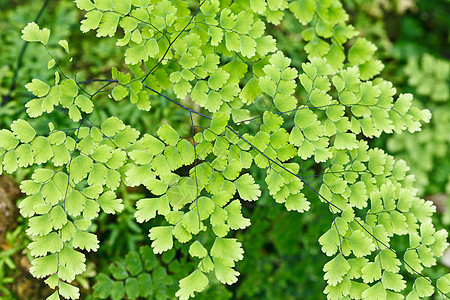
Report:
387,54,450,196
0,0,449,299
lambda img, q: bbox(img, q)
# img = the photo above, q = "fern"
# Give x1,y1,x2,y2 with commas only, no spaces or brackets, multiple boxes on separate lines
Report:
93,246,176,299
387,54,450,195
0,0,448,299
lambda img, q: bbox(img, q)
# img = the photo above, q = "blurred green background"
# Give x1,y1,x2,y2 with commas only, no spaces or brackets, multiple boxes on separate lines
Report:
0,0,448,299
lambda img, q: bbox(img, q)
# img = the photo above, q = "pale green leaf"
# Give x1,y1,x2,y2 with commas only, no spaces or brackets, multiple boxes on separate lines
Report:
73,230,99,252
11,119,36,143
210,238,243,261
175,270,208,300
235,174,261,201
149,226,173,254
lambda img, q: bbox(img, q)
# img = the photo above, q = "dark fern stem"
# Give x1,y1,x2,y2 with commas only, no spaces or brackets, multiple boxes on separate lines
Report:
1,0,50,106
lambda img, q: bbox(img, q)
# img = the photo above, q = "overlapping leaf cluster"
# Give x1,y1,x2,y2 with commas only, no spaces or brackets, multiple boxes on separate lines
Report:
388,54,450,195
2,0,449,299
93,246,175,300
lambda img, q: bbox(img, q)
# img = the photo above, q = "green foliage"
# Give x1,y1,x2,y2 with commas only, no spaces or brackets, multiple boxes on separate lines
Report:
0,0,449,299
93,246,175,300
387,54,450,195
93,245,230,300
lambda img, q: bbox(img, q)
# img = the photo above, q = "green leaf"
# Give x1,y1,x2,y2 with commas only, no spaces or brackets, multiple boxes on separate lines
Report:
319,227,339,256
285,192,310,212
28,232,63,257
157,124,179,146
263,111,283,132
59,245,86,276
81,10,103,32
115,126,139,149
173,222,191,243
149,226,173,254
113,0,131,14
175,270,209,300
209,69,230,91
240,78,261,104
60,79,78,99
31,169,54,183
225,200,250,230
0,129,19,150
382,271,406,292
58,40,70,54
140,245,157,271
323,254,350,286
42,181,62,205
361,282,387,300
177,139,195,165
333,132,357,151
294,108,317,128
75,0,95,10
436,275,450,294
110,281,125,300
49,206,68,230
19,193,44,217
30,254,58,278
235,174,261,201
52,144,70,166
48,131,66,145
112,86,128,101
93,273,113,299
31,136,53,164
348,38,376,65
98,191,123,214
349,230,375,257
70,155,93,183
378,249,401,273
137,273,153,297
210,238,243,261
83,199,100,220
240,35,257,58
74,219,92,231
21,22,40,42
189,241,208,258
404,250,423,274
73,230,99,252
96,11,119,37
66,190,86,217
181,210,203,235
110,262,128,280
11,119,36,143
101,117,125,137
26,79,50,97
324,275,351,299
75,95,93,113
129,149,152,165
91,145,113,163
27,214,52,236
289,0,316,24
414,277,434,297
125,278,139,300
125,252,143,276
39,28,50,45
46,291,60,300
210,112,229,135
213,257,239,285
60,221,76,242
205,91,223,112
3,150,17,173
59,281,80,300
135,198,158,223
361,261,382,283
